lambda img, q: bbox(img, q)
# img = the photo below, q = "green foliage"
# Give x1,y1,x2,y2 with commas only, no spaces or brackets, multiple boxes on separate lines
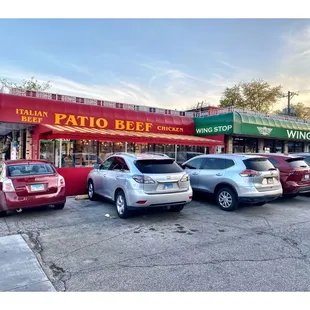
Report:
219,79,284,114
0,76,51,92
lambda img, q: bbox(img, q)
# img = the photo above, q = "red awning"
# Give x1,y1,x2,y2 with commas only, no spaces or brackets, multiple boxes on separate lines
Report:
36,124,223,147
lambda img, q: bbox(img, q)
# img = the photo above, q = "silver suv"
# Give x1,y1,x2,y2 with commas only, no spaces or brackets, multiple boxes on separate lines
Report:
87,153,192,218
182,154,283,211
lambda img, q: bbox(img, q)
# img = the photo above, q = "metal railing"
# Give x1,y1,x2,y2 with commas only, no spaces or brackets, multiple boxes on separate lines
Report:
1,87,196,118
2,87,309,123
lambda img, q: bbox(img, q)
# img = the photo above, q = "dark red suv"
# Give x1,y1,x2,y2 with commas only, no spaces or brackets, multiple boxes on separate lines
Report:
249,154,310,197
0,160,66,216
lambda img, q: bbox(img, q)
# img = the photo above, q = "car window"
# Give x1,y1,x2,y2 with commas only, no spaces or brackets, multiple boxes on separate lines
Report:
110,157,130,172
135,159,183,174
243,158,275,171
100,158,114,170
302,156,310,166
201,158,228,169
268,158,279,166
7,163,55,177
286,158,309,168
183,158,204,169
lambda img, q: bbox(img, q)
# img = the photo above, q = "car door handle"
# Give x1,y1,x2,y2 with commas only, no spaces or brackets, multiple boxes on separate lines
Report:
192,172,198,176
116,176,122,179
102,174,106,177
215,173,223,176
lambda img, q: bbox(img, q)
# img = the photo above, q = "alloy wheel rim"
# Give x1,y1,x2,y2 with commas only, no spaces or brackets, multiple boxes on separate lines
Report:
219,191,232,208
116,195,125,214
88,183,93,198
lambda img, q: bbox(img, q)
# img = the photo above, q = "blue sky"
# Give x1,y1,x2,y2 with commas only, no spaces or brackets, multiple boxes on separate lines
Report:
1,19,310,109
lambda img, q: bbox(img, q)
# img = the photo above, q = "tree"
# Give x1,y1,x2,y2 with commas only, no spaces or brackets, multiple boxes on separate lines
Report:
291,102,310,119
219,79,284,114
0,76,51,92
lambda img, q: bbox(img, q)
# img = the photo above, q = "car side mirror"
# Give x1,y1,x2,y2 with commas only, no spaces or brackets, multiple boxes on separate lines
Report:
93,164,100,169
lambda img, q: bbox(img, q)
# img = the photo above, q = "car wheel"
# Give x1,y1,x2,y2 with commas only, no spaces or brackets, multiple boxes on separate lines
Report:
216,187,238,211
54,203,65,210
88,180,97,201
0,211,8,217
168,205,185,212
115,191,130,219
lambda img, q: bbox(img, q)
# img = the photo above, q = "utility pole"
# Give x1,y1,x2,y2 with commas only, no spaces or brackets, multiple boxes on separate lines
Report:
286,91,298,116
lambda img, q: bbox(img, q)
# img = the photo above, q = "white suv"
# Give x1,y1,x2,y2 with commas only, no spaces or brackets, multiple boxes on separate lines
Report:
87,153,193,218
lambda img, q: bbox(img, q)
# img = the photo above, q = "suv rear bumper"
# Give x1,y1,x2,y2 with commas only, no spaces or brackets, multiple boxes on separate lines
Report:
127,188,193,208
239,194,281,204
238,188,282,204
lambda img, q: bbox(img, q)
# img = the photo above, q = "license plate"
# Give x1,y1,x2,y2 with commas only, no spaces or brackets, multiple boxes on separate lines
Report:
267,178,274,184
305,174,310,180
163,183,173,190
31,184,44,191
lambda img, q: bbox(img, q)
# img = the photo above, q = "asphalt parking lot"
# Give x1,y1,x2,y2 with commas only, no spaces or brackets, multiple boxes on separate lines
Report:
1,194,310,292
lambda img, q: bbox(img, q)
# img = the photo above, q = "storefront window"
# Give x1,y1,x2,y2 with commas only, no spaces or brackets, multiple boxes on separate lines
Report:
244,138,258,153
274,140,284,153
113,142,125,153
288,142,304,153
40,140,55,163
295,142,304,153
233,137,245,153
99,142,113,161
135,143,148,154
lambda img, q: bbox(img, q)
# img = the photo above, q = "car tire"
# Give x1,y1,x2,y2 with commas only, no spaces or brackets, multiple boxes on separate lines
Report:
216,187,238,211
115,190,130,219
168,205,185,212
54,203,65,210
88,180,97,201
0,210,8,217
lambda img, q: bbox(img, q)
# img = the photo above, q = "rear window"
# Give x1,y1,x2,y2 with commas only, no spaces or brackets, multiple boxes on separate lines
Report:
243,158,275,171
134,159,183,174
287,158,309,169
8,164,56,177
302,157,310,166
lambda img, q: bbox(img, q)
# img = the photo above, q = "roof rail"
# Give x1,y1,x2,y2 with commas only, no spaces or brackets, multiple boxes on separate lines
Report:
113,152,136,158
143,152,170,157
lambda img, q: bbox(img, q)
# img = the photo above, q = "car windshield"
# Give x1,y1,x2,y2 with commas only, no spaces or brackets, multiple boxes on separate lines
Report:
134,159,183,174
243,158,275,171
8,163,56,177
287,158,309,168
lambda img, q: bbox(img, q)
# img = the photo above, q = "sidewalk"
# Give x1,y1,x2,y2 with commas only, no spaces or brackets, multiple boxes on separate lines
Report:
0,234,55,292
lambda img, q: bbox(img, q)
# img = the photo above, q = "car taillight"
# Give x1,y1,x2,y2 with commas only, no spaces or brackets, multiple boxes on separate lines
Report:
3,178,15,193
287,170,298,176
58,175,65,187
239,169,261,177
180,174,189,182
132,175,155,184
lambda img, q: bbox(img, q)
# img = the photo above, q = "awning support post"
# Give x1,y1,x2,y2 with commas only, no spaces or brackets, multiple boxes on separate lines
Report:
59,139,62,168
175,144,177,160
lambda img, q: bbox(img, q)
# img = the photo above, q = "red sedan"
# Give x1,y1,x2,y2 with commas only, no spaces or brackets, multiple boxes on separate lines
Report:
0,160,66,217
249,154,310,197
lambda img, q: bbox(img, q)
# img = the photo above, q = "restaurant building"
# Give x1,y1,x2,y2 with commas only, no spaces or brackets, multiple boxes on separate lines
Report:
0,89,223,195
194,107,310,154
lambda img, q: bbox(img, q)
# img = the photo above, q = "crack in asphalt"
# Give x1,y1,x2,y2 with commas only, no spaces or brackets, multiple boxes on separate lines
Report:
116,256,308,269
21,231,67,291
58,225,144,261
